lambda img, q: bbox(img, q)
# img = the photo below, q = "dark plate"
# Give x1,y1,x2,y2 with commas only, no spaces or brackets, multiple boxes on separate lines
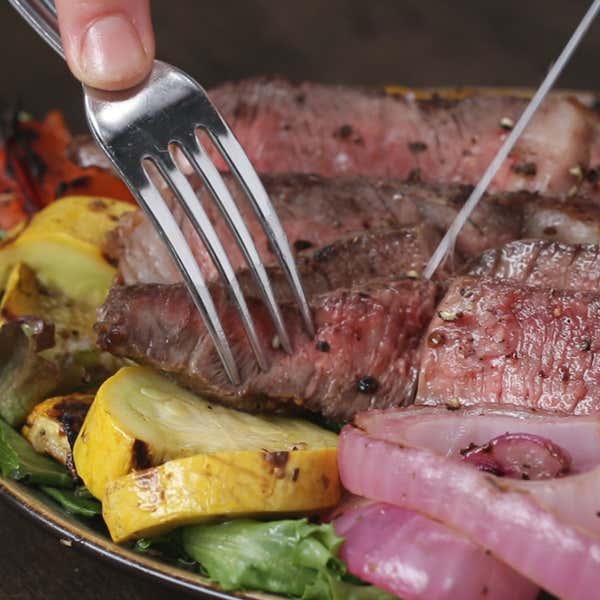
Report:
0,475,275,599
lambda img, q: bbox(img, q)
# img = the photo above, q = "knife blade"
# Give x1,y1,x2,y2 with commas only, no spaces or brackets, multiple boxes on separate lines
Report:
423,0,600,280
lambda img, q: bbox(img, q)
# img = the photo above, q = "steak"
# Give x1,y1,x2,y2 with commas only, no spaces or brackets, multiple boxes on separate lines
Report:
96,279,436,423
106,173,522,285
416,276,600,414
209,79,593,197
467,240,600,291
242,226,442,304
521,197,600,244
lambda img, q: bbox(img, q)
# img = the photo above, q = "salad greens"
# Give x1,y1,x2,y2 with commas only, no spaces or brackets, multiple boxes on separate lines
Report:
0,418,71,487
40,486,102,517
181,519,395,600
0,409,391,598
0,319,59,427
0,416,101,518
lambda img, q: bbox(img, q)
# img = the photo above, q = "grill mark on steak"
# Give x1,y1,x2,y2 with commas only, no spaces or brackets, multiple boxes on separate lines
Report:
417,276,600,415
466,240,600,291
105,174,522,286
96,278,436,423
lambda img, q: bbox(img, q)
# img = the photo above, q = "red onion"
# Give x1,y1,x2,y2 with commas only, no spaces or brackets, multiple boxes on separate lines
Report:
355,404,600,472
332,497,538,600
354,405,600,538
340,406,600,600
461,432,571,480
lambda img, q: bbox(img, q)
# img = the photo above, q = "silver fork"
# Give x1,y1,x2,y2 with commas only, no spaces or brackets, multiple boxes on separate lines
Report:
9,0,314,385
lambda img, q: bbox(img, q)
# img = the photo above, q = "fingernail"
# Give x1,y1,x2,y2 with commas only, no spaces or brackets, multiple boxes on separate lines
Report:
80,14,148,88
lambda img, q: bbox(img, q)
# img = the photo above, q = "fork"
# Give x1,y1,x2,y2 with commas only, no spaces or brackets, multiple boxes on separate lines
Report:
9,0,314,385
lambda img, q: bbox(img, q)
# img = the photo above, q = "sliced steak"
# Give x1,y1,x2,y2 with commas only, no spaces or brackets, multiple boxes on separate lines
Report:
208,79,593,197
467,240,600,291
239,226,442,304
96,278,436,423
521,197,600,244
106,174,521,285
416,276,600,415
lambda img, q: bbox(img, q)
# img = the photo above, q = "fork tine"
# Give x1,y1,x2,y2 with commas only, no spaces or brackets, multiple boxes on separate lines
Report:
129,162,241,385
176,134,293,355
204,116,315,339
151,151,271,373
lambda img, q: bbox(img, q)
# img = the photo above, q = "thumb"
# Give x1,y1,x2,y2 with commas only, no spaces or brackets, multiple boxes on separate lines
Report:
55,0,155,91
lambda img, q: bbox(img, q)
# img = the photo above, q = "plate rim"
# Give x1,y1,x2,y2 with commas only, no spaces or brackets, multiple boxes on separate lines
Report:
0,475,252,599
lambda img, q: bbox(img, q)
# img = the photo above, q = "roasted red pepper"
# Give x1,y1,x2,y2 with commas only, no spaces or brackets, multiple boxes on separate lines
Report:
0,110,134,233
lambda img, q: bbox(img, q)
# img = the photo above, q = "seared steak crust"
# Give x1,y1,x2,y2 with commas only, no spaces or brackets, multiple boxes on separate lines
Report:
97,279,436,422
417,276,600,414
237,226,442,303
467,240,600,291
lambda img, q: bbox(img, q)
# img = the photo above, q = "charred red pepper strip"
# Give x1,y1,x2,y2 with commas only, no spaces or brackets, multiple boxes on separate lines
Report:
0,110,134,232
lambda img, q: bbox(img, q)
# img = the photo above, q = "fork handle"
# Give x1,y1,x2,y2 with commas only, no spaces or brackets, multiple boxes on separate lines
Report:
8,0,64,59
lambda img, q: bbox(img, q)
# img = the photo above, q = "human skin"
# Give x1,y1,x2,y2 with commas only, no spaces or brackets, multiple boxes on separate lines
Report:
55,0,155,91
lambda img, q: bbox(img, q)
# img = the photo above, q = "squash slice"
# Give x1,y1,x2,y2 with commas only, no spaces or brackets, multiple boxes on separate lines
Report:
0,262,122,390
0,195,134,307
103,448,339,542
73,366,340,540
22,394,93,473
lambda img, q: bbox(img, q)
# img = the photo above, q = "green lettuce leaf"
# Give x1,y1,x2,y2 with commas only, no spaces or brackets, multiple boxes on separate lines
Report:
182,518,396,599
0,418,72,487
40,486,101,517
0,319,59,426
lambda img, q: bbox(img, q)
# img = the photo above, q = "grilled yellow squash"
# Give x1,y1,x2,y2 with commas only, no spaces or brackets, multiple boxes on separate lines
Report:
22,394,93,472
103,448,339,542
0,195,134,307
73,366,340,541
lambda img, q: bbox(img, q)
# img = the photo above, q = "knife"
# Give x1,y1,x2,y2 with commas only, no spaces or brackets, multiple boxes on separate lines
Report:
423,0,600,280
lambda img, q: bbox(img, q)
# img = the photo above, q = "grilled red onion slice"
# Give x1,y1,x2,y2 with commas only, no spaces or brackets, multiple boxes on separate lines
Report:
461,432,571,480
340,405,600,600
332,497,538,600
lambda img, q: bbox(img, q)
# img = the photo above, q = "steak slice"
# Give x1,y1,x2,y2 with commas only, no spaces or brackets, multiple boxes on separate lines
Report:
416,276,600,415
209,79,593,197
467,240,600,291
521,197,600,244
96,278,436,423
106,173,521,285
238,226,442,304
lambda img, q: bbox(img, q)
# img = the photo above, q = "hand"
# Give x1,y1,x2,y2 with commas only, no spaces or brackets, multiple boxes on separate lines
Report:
55,0,155,91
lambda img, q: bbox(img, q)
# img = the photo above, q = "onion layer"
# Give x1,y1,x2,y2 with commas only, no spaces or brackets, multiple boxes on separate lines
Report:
332,497,538,600
339,414,600,600
461,432,571,480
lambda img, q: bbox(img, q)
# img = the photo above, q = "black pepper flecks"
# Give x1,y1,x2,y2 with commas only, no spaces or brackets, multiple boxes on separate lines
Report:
511,162,538,177
315,340,330,353
293,239,313,252
580,339,592,352
335,124,354,139
357,376,379,394
586,168,599,184
408,141,428,154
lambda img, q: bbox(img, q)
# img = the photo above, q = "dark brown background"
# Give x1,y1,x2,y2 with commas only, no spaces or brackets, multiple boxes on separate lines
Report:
0,0,599,598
